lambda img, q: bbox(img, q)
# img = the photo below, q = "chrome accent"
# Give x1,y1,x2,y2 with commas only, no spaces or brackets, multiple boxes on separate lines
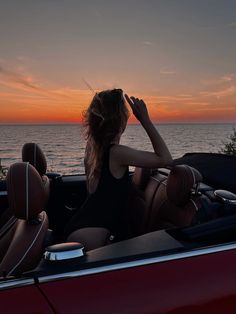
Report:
44,245,84,261
38,242,236,284
0,278,34,291
65,205,78,211
0,191,7,196
214,190,236,205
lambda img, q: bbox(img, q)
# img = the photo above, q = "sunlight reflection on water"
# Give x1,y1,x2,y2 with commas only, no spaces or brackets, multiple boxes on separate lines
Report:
0,123,235,174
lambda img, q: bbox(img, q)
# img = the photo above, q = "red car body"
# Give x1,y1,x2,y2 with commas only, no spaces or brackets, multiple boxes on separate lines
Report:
2,244,236,314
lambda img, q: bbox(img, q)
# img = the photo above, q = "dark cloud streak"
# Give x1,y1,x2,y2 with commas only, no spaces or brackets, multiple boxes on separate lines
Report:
0,64,40,91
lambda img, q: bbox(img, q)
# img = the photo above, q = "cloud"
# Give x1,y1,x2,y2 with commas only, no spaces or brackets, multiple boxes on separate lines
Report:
1,60,234,123
0,63,76,101
0,65,41,91
202,74,235,86
177,94,193,98
221,75,234,82
160,68,176,75
227,22,236,27
0,62,97,123
200,85,236,98
142,41,154,46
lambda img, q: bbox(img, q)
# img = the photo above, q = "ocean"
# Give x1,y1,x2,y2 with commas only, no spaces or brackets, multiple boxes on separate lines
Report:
0,123,235,174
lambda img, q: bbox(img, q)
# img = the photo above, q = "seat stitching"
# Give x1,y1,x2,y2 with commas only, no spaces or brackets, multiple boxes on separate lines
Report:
187,165,196,185
190,198,199,211
151,177,161,183
25,163,29,220
0,217,17,238
34,143,37,168
7,212,46,276
160,181,167,186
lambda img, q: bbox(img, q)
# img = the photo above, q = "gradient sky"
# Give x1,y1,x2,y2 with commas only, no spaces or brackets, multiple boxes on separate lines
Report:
0,0,236,123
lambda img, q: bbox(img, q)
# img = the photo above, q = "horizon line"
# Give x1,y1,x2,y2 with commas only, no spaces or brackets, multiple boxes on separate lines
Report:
0,121,235,126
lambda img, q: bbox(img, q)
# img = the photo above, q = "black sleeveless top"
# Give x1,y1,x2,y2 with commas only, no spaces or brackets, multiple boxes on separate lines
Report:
64,145,131,239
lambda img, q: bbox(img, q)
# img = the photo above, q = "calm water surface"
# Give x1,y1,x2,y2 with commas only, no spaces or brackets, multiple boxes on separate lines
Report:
0,123,235,174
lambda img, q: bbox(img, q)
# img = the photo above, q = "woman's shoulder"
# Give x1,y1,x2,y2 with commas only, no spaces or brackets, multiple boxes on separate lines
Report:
109,144,133,161
110,144,130,154
109,144,129,178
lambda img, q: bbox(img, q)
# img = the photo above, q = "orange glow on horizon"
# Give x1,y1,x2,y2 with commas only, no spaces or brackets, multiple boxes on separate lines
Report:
0,75,236,124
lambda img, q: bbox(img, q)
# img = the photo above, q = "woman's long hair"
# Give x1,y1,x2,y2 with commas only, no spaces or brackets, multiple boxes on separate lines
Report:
83,89,129,185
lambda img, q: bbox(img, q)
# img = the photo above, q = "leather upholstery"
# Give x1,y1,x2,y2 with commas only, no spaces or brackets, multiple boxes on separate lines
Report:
127,169,166,237
0,212,48,276
7,163,46,220
167,165,202,206
67,227,111,251
22,143,47,176
147,165,202,231
0,162,49,276
132,167,151,190
22,143,50,204
0,144,50,245
128,165,203,234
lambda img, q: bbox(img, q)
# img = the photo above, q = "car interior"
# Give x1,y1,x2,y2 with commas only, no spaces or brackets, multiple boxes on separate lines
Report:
0,143,236,278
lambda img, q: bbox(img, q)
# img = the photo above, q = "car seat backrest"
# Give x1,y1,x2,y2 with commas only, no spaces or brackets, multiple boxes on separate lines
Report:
0,162,48,276
147,165,202,231
22,143,47,176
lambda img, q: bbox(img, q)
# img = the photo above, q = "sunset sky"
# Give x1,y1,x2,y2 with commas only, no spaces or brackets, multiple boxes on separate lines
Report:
0,0,236,123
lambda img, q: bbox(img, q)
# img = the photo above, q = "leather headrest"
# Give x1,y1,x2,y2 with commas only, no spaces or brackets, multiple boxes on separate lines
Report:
22,143,47,176
7,162,46,220
167,165,202,206
132,167,151,190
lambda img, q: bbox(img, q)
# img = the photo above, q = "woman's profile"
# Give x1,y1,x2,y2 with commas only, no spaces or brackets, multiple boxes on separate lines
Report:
64,88,172,240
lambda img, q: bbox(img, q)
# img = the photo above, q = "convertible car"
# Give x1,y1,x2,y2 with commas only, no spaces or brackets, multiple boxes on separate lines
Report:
0,143,236,314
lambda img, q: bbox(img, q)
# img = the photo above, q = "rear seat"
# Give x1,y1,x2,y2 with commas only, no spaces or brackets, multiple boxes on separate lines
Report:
129,165,203,235
67,165,203,250
147,165,202,231
127,168,166,237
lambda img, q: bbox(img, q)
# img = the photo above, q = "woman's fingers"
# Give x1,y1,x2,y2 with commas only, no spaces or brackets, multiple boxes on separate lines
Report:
125,94,142,105
125,94,134,106
125,94,137,113
125,94,148,122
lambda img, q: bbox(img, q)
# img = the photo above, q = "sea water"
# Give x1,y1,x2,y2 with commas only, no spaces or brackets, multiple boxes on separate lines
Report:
0,123,234,174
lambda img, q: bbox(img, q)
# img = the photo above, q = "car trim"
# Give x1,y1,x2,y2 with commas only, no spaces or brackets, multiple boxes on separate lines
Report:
0,278,34,290
1,241,236,290
38,241,236,284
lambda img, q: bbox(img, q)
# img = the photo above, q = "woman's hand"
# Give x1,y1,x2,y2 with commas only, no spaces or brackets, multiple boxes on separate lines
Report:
125,94,150,125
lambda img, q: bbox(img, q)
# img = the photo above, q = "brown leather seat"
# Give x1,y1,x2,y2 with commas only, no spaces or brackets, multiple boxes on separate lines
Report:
0,143,50,237
0,162,48,276
67,227,111,251
147,165,202,231
127,167,166,237
22,143,50,202
132,167,151,191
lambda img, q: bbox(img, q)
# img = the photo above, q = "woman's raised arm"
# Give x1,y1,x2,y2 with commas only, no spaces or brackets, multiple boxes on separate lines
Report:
112,94,173,169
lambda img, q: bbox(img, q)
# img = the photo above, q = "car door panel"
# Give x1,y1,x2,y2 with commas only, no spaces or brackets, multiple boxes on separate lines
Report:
0,285,54,314
39,249,236,313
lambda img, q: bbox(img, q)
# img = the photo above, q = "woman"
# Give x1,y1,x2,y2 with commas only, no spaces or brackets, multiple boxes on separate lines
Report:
64,89,172,240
